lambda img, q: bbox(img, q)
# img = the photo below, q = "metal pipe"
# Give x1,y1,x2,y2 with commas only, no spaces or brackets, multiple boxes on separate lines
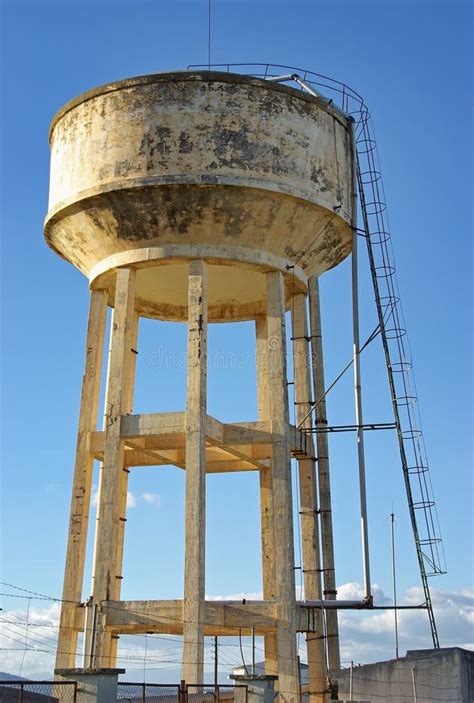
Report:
391,513,399,658
350,119,371,600
302,599,372,610
82,598,92,666
214,636,218,688
411,668,418,703
251,627,255,675
291,74,323,99
301,600,425,610
89,602,98,667
265,74,295,82
349,661,353,701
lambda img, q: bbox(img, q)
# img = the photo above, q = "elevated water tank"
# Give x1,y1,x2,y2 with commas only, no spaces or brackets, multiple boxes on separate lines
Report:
45,71,354,321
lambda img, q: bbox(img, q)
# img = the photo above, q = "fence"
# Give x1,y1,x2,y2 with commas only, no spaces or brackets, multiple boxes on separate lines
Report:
117,684,181,703
185,685,247,703
116,683,247,703
0,681,246,703
0,681,77,703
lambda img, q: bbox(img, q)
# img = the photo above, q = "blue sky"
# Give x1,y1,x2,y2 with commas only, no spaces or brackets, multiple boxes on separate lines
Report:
0,0,472,680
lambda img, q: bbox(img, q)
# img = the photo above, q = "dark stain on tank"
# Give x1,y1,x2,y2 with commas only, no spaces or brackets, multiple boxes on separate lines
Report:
178,131,194,153
310,165,333,193
209,122,295,176
114,159,135,178
138,126,172,165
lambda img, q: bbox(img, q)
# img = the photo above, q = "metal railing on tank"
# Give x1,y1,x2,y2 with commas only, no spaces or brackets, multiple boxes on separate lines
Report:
186,62,447,648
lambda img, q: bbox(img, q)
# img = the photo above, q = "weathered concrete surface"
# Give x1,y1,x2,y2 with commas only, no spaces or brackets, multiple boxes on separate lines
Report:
334,647,474,702
45,71,354,321
55,669,124,703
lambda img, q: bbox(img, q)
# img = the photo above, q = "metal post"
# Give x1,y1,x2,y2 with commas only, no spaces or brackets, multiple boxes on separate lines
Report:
297,654,302,701
88,603,98,668
214,636,218,688
251,628,255,675
142,683,146,703
349,661,353,701
350,120,371,600
82,597,92,667
411,668,417,703
391,513,399,659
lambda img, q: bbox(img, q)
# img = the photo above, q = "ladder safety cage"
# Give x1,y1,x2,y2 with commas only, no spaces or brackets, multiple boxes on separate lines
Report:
187,62,447,648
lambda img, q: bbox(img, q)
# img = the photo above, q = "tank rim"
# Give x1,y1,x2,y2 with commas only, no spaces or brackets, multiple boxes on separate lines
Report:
48,69,348,144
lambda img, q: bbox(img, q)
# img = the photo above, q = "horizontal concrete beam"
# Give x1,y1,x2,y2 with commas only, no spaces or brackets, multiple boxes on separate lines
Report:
67,599,338,637
89,413,311,470
101,599,280,636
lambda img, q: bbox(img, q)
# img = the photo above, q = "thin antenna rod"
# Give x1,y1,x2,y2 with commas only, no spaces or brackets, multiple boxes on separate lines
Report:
391,512,399,659
208,0,211,70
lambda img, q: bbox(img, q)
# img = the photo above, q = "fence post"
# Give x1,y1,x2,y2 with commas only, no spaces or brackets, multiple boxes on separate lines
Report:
142,682,146,703
180,679,186,703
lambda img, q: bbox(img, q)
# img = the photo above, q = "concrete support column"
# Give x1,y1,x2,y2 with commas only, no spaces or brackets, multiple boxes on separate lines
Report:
308,275,340,672
291,293,328,703
90,267,136,667
265,271,300,703
110,311,139,663
182,260,208,684
56,290,108,672
255,314,278,676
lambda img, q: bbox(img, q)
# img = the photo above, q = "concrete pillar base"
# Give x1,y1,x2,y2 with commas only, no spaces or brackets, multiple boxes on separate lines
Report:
55,668,125,703
231,674,278,703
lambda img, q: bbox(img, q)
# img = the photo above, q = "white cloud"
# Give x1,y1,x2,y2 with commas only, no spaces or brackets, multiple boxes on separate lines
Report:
90,486,158,510
126,491,137,509
141,492,162,507
206,591,263,601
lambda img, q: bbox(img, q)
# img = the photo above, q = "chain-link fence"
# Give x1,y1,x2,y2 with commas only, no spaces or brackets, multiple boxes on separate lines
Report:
0,681,77,703
117,683,181,703
185,685,247,703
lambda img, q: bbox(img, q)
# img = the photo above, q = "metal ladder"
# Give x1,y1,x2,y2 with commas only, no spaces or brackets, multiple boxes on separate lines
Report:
187,62,447,648
353,104,446,648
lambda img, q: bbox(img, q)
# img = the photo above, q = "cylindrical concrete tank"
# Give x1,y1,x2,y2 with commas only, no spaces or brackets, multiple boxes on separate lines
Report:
45,71,354,320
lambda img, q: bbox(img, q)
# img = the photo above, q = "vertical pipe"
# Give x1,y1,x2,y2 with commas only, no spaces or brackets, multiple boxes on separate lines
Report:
291,292,328,702
55,290,108,672
350,120,371,600
308,275,340,672
349,661,353,701
214,636,218,688
391,513,399,659
411,668,417,703
252,628,256,675
182,260,208,685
